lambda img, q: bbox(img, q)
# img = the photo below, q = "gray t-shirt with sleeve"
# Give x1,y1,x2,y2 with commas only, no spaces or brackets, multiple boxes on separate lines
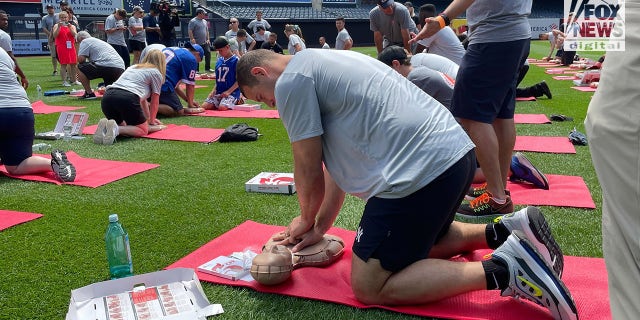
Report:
466,0,532,44
105,14,127,47
369,3,416,47
188,17,208,44
78,37,126,69
42,14,59,42
407,66,455,110
0,48,30,109
275,49,474,200
128,16,146,42
335,28,351,50
108,66,163,99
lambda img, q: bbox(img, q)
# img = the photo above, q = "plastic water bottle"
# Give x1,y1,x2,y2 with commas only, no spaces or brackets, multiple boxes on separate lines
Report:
63,118,73,141
32,143,51,152
36,84,42,100
105,214,133,279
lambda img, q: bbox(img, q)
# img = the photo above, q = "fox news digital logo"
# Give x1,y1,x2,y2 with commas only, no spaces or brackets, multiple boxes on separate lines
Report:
564,0,625,51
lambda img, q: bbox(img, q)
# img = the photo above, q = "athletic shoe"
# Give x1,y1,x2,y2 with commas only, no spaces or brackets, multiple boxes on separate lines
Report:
93,118,108,144
62,81,71,87
52,70,58,76
78,91,97,100
73,81,82,86
50,149,76,182
494,206,564,277
465,183,487,201
510,152,550,190
103,119,118,145
539,80,552,99
492,231,578,320
457,191,514,219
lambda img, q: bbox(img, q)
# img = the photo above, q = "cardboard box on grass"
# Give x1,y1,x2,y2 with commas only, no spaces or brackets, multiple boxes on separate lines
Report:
66,268,223,320
245,172,296,195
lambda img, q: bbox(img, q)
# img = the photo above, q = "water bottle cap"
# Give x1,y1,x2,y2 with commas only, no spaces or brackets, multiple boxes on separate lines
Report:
109,214,119,222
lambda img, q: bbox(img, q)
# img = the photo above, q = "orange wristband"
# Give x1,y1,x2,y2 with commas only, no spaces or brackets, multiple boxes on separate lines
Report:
435,16,446,30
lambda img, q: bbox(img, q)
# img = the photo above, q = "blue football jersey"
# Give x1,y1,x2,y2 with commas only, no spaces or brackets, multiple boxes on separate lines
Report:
161,47,198,92
215,54,241,100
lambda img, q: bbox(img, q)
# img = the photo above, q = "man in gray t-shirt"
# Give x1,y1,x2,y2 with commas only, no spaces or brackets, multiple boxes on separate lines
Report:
335,17,352,50
188,8,211,71
76,32,125,98
235,49,574,319
370,0,416,53
41,4,59,75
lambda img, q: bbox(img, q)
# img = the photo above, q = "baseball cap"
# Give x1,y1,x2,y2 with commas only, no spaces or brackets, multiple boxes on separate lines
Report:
378,0,394,9
184,42,205,59
377,45,409,66
46,4,54,8
133,6,144,13
60,0,68,5
212,36,229,49
196,8,206,14
256,25,265,31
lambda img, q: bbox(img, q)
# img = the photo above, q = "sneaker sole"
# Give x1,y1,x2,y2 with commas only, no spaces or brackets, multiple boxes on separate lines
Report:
104,120,117,145
93,118,108,144
495,231,577,320
50,149,76,182
510,153,549,190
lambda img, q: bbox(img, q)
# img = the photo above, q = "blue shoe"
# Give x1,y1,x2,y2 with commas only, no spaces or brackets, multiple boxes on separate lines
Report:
493,231,578,320
510,152,549,190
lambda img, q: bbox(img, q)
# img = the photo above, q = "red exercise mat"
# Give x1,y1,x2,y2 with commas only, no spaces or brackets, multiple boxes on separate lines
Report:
0,210,43,231
514,114,551,124
515,136,576,154
31,100,85,114
552,75,577,80
508,174,596,208
571,86,598,92
83,124,224,143
178,83,208,89
191,109,280,119
515,96,536,101
531,62,562,67
0,151,159,187
167,220,610,320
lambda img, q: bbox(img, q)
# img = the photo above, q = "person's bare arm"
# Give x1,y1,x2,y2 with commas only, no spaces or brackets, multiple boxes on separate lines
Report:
374,30,383,53
343,37,353,50
410,0,475,43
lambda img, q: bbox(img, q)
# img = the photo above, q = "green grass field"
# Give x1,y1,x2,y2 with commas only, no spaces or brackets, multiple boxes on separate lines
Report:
0,41,604,319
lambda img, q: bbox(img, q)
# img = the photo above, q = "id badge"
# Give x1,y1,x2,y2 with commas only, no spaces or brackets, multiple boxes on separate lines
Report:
66,40,72,49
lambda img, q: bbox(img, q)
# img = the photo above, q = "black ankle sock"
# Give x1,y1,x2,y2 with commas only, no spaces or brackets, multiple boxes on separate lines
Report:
482,259,509,290
485,223,511,249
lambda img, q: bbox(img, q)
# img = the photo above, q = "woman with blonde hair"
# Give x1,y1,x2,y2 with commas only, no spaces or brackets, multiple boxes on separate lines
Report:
284,24,306,54
94,49,166,145
52,11,79,87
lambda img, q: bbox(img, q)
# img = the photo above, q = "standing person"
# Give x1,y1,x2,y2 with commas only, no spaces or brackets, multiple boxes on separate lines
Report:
105,8,130,68
319,36,330,49
0,11,27,89
58,1,78,27
188,8,211,71
202,37,240,110
157,43,204,116
236,49,575,320
76,31,125,99
415,4,466,65
585,3,640,319
261,32,284,54
41,4,59,76
0,47,75,182
335,17,353,50
129,6,146,65
411,0,532,218
94,49,166,145
143,7,161,45
52,11,78,87
247,10,271,48
284,24,305,54
370,0,417,54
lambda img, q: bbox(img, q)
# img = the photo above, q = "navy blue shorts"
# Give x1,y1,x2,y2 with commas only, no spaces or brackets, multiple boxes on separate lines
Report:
102,87,147,126
352,150,476,272
77,62,124,85
0,108,35,166
451,39,530,123
159,90,183,112
129,39,146,52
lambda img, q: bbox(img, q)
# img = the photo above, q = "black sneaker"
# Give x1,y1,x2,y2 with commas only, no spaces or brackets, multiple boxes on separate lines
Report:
79,91,97,100
538,80,552,99
50,149,76,182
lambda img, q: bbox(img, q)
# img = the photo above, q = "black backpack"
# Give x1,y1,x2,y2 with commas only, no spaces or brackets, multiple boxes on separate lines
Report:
219,123,259,142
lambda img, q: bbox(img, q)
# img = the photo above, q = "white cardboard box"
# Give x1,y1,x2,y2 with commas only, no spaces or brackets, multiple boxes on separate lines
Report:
245,172,296,195
232,104,261,112
66,268,223,320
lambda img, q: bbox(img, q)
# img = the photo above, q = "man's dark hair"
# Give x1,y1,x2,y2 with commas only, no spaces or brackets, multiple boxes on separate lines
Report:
237,49,276,90
237,29,247,37
336,16,345,22
419,4,437,23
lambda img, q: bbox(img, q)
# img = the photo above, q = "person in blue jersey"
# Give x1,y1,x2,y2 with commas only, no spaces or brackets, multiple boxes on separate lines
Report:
202,37,241,110
157,42,205,116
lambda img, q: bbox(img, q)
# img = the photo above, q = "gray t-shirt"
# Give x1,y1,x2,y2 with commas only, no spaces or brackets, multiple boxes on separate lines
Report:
108,66,163,99
335,28,351,50
407,66,455,110
0,48,30,109
416,27,465,65
188,17,208,44
128,16,146,43
287,34,305,54
78,37,125,69
466,0,532,44
105,14,127,46
411,53,459,80
275,49,474,200
369,3,416,47
247,19,271,40
42,14,59,42
0,30,12,52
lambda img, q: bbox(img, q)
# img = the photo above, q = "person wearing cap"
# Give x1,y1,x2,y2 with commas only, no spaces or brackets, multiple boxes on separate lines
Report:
0,11,27,89
378,45,454,110
247,10,271,43
129,6,147,64
42,4,59,76
156,43,204,116
413,4,465,65
335,17,352,50
410,0,532,218
75,31,126,99
105,8,130,68
202,37,241,110
370,0,417,54
143,7,161,45
188,8,211,72
234,49,575,319
58,1,78,27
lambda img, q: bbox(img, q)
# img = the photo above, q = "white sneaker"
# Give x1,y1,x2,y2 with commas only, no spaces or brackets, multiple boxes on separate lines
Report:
73,81,82,86
103,119,118,145
62,81,71,87
93,118,108,144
